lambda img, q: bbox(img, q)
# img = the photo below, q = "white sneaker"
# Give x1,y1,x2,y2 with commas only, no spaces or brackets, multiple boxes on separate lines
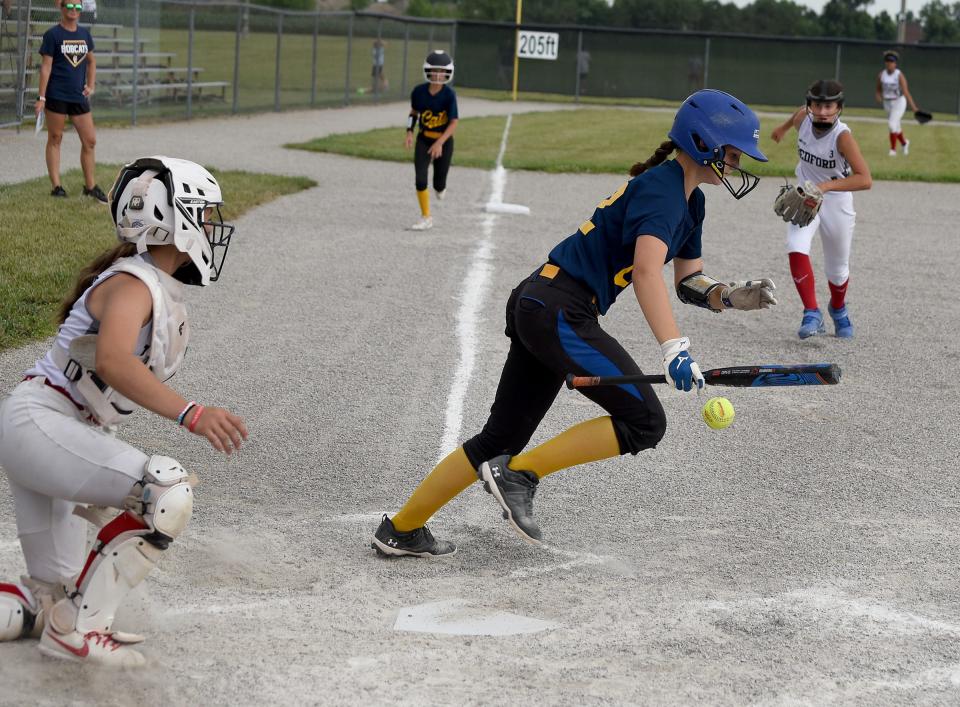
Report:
902,139,910,155
888,149,897,157
435,189,446,202
410,216,433,231
39,625,145,667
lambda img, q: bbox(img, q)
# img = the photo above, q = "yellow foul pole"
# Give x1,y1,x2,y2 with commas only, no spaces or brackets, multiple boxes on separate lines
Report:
511,0,522,101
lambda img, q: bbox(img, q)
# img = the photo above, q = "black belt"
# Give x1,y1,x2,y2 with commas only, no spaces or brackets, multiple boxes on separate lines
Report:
532,263,598,306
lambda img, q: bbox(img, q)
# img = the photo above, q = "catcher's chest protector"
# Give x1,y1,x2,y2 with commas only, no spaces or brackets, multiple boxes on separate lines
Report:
795,117,851,185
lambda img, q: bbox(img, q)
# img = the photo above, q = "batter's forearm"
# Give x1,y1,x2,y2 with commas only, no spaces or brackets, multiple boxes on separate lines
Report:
633,273,681,345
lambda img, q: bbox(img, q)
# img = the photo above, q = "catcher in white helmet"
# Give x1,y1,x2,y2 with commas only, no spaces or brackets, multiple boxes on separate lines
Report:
404,49,458,231
771,80,872,340
0,156,247,667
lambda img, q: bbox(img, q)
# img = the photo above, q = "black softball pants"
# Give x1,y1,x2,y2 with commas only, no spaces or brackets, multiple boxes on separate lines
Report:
414,135,454,192
462,264,667,469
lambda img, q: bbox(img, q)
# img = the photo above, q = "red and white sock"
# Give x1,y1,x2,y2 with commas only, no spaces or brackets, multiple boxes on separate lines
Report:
789,252,818,310
897,132,907,145
889,133,898,150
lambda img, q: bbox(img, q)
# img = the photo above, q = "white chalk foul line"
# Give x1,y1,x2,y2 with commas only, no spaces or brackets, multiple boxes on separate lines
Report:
509,546,608,579
436,115,515,462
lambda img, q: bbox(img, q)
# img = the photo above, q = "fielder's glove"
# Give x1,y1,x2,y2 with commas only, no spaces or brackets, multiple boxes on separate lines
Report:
661,336,704,392
720,279,778,311
773,180,822,227
914,109,933,124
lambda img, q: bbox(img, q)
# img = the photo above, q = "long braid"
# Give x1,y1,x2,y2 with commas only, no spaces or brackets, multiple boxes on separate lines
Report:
629,140,677,177
56,242,138,324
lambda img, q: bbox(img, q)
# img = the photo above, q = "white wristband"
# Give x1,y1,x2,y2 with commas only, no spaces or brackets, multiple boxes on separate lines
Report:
38,96,46,101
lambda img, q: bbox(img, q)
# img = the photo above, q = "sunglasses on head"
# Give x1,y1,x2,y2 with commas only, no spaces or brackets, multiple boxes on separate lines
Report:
63,3,82,9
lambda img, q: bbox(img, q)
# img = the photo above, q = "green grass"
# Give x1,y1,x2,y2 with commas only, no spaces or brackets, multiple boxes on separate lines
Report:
455,87,909,121
290,108,960,182
0,166,315,351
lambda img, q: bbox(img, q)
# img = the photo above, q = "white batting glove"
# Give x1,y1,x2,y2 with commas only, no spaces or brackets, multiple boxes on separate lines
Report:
661,337,705,393
720,279,777,311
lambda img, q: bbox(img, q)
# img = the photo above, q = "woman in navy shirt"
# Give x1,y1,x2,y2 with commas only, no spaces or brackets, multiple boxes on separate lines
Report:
35,0,106,202
373,90,779,557
404,50,458,231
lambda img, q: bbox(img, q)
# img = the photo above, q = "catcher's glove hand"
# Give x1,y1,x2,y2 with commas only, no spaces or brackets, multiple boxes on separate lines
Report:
773,180,823,227
914,110,933,124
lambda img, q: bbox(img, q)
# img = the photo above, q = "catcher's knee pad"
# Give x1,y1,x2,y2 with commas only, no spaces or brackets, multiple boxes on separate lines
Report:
612,408,667,456
0,583,37,641
0,576,65,640
54,455,193,635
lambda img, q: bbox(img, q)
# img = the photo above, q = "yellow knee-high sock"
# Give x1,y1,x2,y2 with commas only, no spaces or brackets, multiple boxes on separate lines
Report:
416,189,430,218
511,416,621,479
391,447,475,531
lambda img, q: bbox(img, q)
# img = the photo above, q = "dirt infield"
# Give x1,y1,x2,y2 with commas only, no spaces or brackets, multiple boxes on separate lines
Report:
1,102,959,705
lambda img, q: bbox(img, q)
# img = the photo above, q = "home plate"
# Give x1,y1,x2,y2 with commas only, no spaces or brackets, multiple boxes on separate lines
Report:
394,599,560,636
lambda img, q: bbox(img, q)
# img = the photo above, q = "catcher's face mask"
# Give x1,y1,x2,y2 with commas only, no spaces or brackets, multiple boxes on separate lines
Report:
807,100,842,132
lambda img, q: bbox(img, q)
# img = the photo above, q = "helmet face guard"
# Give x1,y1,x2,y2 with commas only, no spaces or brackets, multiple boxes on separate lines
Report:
423,50,454,84
805,82,845,132
110,156,234,286
709,157,761,201
668,90,767,200
172,200,235,285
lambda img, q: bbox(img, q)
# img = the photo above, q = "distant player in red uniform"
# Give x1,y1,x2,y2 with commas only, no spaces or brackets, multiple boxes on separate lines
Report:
772,80,872,339
876,50,920,157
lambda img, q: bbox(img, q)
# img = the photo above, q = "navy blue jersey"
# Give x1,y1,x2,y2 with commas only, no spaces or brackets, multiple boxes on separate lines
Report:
40,25,94,103
548,159,705,315
410,83,458,140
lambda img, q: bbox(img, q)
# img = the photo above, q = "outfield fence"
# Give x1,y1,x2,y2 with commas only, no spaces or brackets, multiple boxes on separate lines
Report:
2,2,959,130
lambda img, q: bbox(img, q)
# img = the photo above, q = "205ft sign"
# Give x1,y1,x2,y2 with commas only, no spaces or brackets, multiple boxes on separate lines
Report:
517,31,559,60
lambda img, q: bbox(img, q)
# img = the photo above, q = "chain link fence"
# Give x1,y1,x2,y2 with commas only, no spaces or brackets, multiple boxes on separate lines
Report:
2,4,959,129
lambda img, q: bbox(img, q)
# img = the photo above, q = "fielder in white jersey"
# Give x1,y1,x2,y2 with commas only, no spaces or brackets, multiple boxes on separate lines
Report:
771,79,872,340
876,50,919,156
0,156,248,667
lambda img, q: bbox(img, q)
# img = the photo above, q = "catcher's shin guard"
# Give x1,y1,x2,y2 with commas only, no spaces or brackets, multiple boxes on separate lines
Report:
49,455,194,637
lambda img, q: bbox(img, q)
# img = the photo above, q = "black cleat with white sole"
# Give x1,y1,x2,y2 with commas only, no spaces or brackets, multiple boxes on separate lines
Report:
478,455,542,544
371,514,456,558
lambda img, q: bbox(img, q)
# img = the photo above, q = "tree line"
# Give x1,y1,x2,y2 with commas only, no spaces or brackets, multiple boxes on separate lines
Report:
391,0,960,44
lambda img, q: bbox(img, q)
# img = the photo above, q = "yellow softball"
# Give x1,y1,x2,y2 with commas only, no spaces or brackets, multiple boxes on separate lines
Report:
702,396,735,430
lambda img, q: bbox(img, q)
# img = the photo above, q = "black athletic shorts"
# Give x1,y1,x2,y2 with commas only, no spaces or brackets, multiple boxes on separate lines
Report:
45,98,91,116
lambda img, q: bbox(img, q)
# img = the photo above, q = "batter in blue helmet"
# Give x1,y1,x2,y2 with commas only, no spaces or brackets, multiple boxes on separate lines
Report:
372,90,779,557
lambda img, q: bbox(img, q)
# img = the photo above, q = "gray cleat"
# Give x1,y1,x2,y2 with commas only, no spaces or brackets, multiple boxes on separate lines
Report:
478,455,542,545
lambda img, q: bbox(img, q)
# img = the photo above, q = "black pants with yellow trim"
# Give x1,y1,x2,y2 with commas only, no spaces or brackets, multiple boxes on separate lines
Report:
414,134,453,192
461,264,667,469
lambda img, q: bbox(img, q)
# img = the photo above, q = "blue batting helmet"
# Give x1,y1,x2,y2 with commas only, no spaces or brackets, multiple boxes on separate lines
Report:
668,89,768,166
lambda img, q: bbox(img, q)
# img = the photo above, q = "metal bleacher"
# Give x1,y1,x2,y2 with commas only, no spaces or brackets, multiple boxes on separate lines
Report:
1,2,228,125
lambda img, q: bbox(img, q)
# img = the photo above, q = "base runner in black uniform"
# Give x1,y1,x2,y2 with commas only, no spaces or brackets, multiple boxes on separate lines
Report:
373,90,778,557
405,50,458,232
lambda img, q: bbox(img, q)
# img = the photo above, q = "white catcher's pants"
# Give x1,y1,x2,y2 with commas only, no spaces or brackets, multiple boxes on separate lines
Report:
786,191,856,285
0,378,148,584
884,95,907,133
